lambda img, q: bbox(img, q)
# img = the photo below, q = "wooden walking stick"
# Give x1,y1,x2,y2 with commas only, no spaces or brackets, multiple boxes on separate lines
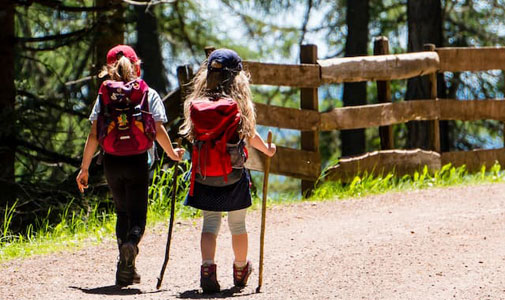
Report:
156,138,182,290
256,130,273,293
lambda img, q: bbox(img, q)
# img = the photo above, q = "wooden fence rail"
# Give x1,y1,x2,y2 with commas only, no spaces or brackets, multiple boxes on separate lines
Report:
245,146,321,181
325,149,441,182
326,148,505,182
244,47,505,88
318,51,439,83
244,61,320,88
437,47,505,72
244,51,440,87
255,99,505,132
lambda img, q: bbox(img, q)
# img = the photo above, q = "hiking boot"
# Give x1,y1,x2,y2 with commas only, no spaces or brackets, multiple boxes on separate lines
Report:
233,261,252,287
115,242,141,287
200,263,220,293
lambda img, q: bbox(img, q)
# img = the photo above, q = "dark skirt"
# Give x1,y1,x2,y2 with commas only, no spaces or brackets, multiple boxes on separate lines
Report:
184,169,252,212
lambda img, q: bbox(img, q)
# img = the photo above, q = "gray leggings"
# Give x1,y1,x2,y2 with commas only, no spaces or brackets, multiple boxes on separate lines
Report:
202,209,247,235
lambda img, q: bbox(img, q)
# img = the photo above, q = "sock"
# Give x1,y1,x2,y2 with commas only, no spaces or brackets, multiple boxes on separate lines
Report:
202,259,214,266
234,260,247,268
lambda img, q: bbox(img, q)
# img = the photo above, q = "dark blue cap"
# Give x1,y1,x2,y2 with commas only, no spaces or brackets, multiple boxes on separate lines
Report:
208,48,243,72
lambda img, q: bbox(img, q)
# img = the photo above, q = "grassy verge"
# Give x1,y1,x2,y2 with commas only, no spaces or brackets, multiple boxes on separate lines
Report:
311,163,505,201
1,163,504,263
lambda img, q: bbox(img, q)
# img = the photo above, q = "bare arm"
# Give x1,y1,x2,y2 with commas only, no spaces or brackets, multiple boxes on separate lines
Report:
155,121,185,161
248,130,276,157
76,121,99,193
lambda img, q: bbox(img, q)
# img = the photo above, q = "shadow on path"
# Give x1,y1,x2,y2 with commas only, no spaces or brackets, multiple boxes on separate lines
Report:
178,287,255,299
69,285,142,296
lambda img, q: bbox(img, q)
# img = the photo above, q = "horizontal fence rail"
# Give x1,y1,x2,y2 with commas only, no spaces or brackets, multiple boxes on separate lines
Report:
245,146,321,181
325,149,441,182
325,148,505,182
441,148,505,172
318,51,439,83
255,102,320,131
244,47,505,87
437,47,505,72
439,99,505,121
320,100,438,130
243,61,320,88
255,99,505,132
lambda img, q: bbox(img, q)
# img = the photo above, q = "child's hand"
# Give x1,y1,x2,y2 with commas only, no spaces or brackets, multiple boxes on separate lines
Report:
266,143,276,157
172,147,185,162
76,169,89,193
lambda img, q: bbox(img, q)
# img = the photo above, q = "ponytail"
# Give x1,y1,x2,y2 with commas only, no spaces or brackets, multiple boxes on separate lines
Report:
98,55,140,82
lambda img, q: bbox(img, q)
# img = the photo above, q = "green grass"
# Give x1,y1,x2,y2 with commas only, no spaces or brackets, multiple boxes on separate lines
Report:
311,163,505,200
0,199,116,261
1,162,505,263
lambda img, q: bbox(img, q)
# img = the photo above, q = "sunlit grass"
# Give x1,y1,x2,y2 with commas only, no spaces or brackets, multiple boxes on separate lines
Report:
0,200,116,262
1,162,504,262
311,163,505,200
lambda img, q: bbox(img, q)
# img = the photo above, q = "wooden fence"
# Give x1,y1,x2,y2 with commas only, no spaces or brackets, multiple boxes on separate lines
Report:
166,42,505,195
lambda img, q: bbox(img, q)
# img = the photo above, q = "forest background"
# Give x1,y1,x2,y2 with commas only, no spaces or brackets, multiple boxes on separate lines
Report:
2,0,505,234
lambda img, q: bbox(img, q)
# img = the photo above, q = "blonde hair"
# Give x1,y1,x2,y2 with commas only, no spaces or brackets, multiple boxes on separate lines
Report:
179,60,256,141
98,56,140,82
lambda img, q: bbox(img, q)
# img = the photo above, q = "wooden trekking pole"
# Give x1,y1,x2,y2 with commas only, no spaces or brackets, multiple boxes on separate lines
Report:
156,138,182,290
256,130,273,293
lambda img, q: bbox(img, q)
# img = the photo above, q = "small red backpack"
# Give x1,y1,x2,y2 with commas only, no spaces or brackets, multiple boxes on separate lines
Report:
189,98,248,195
97,79,156,156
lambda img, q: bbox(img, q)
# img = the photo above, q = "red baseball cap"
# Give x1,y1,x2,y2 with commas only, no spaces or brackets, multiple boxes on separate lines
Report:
106,45,139,65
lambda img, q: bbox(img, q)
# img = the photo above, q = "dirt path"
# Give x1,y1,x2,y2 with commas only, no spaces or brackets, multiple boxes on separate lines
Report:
2,184,505,300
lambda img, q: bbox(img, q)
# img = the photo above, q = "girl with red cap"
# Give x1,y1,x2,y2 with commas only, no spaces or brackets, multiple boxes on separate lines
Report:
76,44,185,287
180,48,276,293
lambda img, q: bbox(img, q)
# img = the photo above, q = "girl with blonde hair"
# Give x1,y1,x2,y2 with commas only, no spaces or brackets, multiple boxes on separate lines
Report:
180,48,276,293
76,45,184,287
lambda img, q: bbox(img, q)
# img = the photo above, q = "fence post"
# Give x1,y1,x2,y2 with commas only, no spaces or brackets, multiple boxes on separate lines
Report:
374,37,394,150
176,65,193,102
424,43,440,153
503,70,505,148
300,44,319,197
205,46,216,58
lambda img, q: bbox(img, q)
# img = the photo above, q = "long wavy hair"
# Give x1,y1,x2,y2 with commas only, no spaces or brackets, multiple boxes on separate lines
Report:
179,59,256,141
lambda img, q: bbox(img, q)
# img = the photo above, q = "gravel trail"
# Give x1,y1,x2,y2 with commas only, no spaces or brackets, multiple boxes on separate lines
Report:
2,184,505,299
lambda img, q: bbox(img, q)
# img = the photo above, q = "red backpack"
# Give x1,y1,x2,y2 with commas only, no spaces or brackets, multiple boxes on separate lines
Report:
97,79,156,156
189,98,248,195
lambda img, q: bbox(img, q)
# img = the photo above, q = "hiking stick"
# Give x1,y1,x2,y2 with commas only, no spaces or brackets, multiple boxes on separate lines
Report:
256,130,273,293
156,138,182,290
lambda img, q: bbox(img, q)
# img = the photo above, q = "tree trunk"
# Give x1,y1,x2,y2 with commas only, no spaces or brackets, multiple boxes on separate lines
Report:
0,1,16,205
90,0,125,97
341,0,369,157
406,0,447,150
135,6,169,95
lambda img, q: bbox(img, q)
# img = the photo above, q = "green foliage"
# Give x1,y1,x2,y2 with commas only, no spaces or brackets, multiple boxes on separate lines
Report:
0,196,115,261
147,160,200,222
312,163,505,201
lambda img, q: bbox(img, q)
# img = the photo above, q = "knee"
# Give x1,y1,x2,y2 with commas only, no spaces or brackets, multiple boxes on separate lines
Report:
202,211,222,235
228,210,247,235
228,221,246,235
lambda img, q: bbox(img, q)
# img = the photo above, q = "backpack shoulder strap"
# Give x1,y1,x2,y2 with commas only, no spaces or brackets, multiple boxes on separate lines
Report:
138,84,150,111
98,80,111,105
136,78,149,94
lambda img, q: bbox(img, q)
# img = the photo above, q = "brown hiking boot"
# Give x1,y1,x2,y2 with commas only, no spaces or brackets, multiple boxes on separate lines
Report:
233,261,252,287
200,263,220,293
115,242,141,287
